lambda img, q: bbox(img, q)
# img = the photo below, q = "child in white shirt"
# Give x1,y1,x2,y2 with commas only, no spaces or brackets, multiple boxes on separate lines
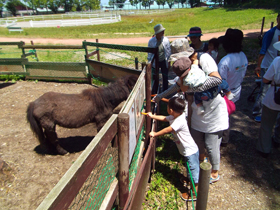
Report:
148,97,199,201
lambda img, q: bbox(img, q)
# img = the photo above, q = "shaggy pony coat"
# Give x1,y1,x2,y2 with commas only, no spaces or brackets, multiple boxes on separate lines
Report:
27,75,138,155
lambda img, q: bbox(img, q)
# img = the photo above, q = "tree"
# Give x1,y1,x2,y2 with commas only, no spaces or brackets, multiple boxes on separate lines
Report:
155,0,163,8
85,0,100,10
5,0,21,16
0,0,6,18
26,0,40,15
130,0,139,9
179,0,186,7
166,0,174,8
188,0,199,8
115,0,126,8
61,0,75,12
48,0,61,13
142,0,149,9
158,0,166,8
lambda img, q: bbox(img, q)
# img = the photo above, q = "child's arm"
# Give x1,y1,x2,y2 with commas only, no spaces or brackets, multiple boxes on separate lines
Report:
149,126,173,137
147,112,168,122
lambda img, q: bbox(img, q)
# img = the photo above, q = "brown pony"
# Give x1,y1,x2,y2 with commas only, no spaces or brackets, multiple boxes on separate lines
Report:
27,75,138,155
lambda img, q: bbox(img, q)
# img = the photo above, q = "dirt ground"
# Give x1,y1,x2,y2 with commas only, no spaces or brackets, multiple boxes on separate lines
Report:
0,81,97,210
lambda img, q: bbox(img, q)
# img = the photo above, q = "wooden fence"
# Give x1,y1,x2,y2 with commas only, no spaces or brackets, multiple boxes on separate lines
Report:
36,66,154,210
0,40,150,83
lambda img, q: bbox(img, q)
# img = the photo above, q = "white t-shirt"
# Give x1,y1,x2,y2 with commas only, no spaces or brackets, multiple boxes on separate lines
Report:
209,50,219,62
199,53,218,75
263,57,280,111
166,113,198,157
218,52,248,103
191,94,229,133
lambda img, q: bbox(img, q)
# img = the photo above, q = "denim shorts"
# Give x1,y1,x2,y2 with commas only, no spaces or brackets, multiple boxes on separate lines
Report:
184,150,200,183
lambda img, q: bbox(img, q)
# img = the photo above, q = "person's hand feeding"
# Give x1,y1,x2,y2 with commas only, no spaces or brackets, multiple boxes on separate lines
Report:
152,94,162,104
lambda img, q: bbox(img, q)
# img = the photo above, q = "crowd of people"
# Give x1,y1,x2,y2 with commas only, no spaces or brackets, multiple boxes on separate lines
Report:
146,13,280,201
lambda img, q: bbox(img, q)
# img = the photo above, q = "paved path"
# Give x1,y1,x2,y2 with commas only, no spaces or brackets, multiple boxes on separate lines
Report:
0,29,266,45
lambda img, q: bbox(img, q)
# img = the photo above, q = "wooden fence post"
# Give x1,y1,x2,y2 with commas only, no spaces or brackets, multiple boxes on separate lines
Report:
118,113,129,210
96,39,100,61
196,162,212,210
31,40,39,61
152,48,159,94
135,57,138,70
141,62,147,71
145,64,152,148
260,17,265,36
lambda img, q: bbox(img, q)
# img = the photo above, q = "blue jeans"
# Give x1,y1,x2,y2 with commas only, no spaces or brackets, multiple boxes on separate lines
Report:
252,68,270,116
184,150,199,183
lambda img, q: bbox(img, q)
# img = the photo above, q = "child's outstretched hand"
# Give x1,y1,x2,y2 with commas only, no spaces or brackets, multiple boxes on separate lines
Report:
147,112,153,118
149,131,156,137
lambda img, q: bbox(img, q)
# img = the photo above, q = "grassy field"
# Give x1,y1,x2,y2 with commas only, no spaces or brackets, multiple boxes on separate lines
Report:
0,8,279,39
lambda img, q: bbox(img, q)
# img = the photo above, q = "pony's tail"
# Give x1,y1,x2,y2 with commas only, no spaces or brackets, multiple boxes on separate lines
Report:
26,102,45,145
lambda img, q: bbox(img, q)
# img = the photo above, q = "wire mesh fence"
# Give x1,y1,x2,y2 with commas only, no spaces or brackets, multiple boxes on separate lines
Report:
68,144,118,210
68,125,144,210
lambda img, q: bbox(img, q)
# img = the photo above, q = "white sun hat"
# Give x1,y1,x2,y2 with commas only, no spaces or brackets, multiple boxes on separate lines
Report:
154,24,165,35
273,41,280,51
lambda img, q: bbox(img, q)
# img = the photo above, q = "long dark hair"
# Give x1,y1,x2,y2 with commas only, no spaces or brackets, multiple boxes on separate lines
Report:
222,29,243,53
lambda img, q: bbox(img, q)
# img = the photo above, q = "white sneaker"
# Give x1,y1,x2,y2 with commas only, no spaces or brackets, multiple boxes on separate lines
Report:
197,106,205,115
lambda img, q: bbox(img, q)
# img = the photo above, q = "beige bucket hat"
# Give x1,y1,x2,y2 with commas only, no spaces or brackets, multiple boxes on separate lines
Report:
154,24,165,35
168,38,195,62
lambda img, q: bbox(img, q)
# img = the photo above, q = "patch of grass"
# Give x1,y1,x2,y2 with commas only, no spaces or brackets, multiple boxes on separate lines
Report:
0,74,25,82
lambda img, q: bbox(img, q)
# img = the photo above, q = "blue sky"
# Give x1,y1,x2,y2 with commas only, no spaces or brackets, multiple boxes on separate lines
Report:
101,0,110,5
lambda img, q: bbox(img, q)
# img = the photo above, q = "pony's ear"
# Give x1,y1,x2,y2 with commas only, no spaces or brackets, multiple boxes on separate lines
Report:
125,75,138,91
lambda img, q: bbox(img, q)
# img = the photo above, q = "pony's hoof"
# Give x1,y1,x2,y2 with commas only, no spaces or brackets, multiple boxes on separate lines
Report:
56,145,69,155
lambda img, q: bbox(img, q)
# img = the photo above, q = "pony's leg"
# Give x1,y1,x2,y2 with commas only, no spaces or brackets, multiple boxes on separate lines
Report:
44,128,68,155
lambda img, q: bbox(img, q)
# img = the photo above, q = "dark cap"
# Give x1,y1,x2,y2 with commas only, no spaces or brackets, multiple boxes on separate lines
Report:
187,27,203,37
218,28,243,44
172,57,192,78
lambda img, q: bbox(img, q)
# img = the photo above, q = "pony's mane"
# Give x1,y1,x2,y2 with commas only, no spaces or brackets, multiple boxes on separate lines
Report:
81,76,135,111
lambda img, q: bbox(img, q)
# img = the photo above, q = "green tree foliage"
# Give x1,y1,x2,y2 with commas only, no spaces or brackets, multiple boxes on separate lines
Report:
0,0,6,18
179,0,186,7
5,0,21,16
116,0,126,8
85,0,100,10
130,0,139,9
142,0,151,9
25,0,40,15
48,0,62,13
188,0,199,8
166,0,174,9
155,0,163,9
109,0,125,8
61,0,75,12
